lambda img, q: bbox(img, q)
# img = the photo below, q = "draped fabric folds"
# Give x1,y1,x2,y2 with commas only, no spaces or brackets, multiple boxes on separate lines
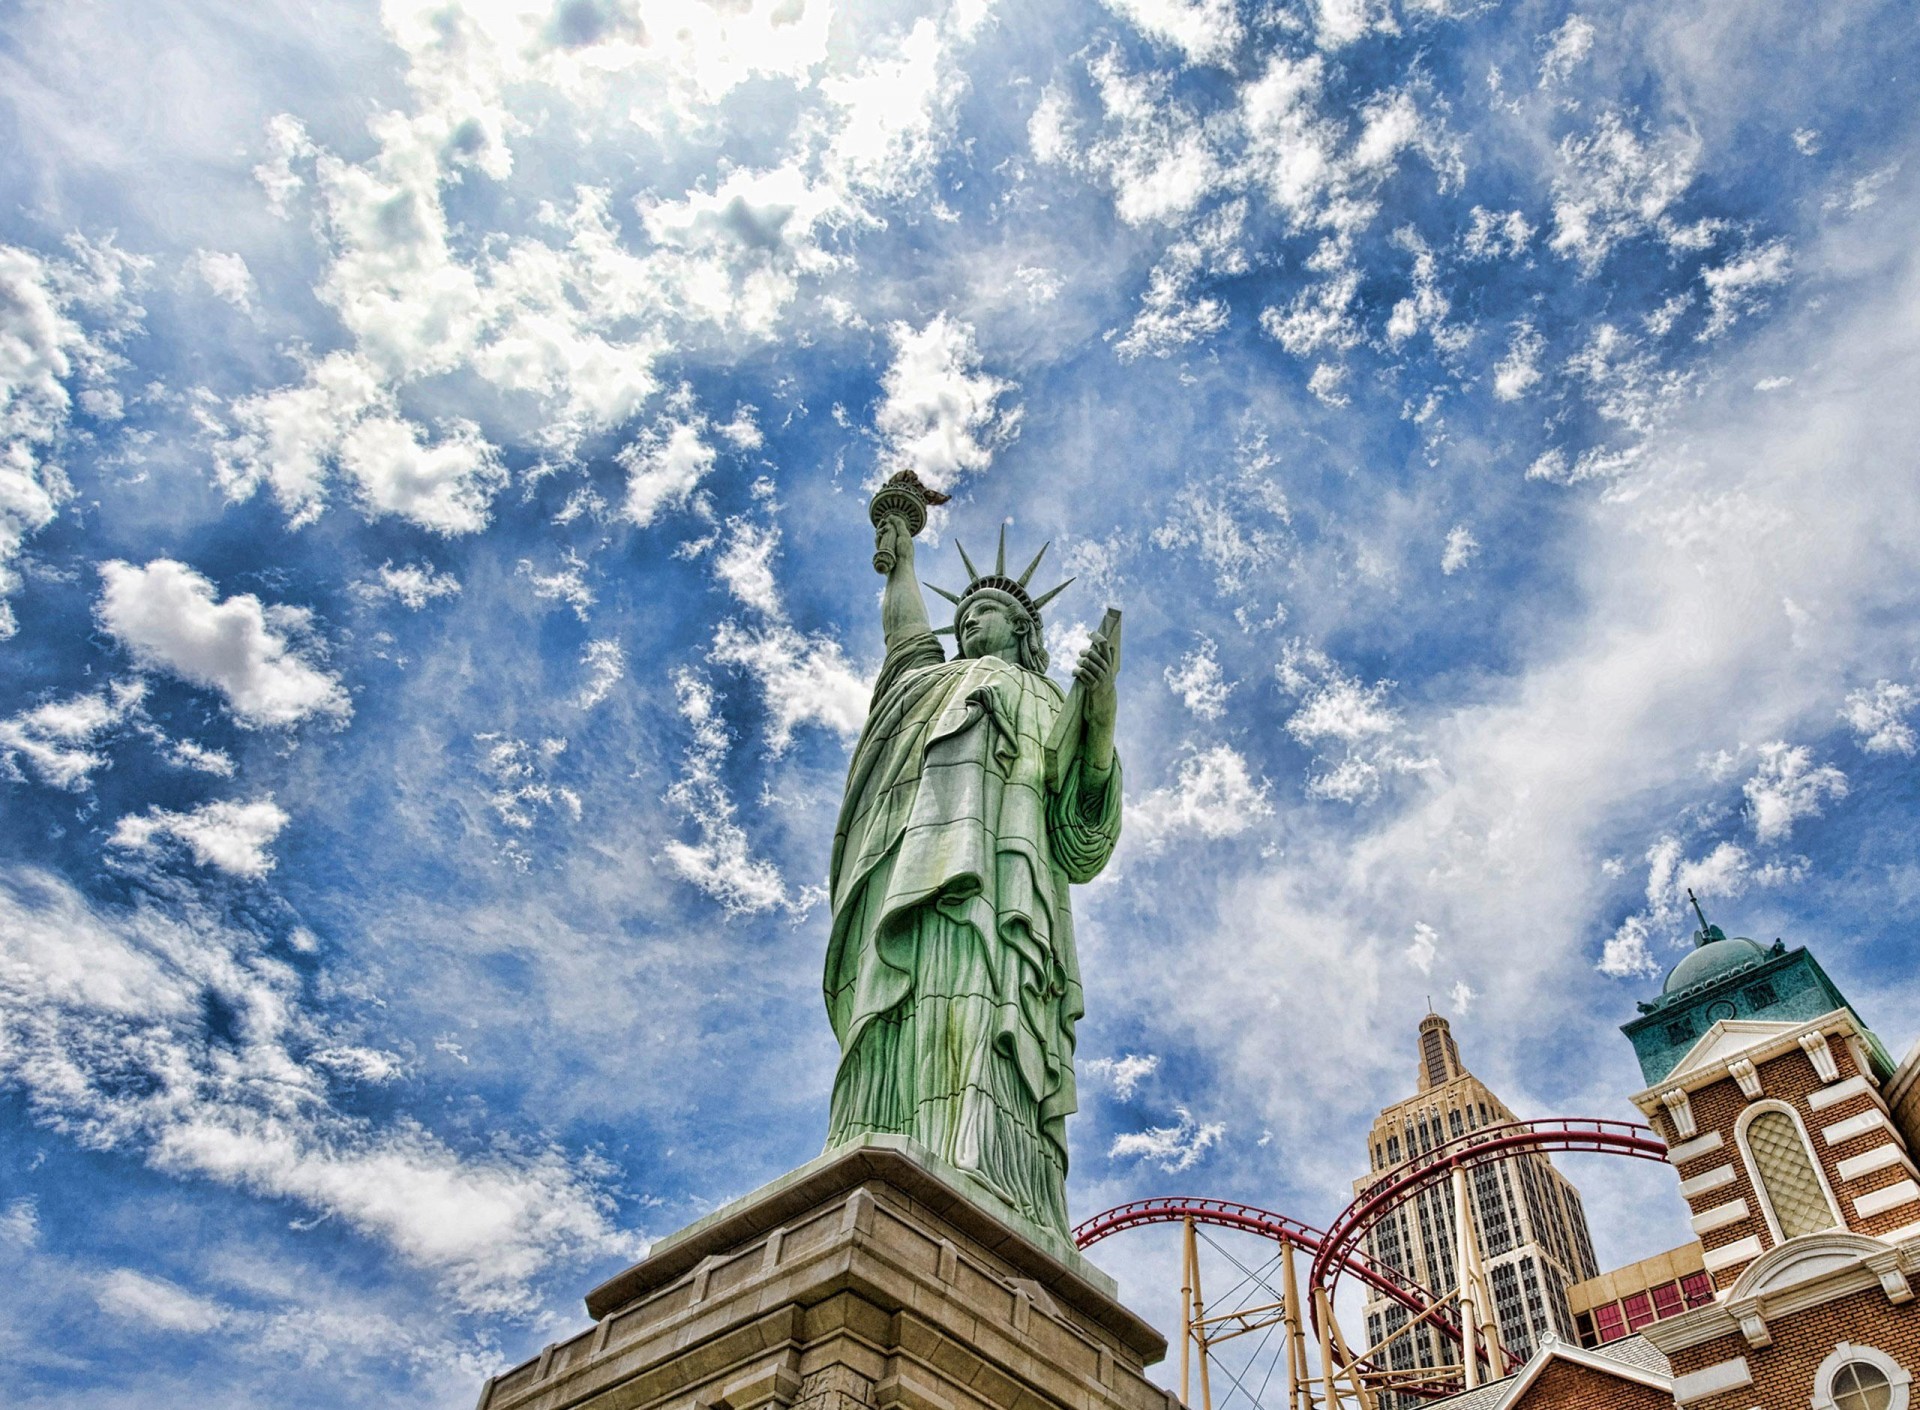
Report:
823,627,1122,1234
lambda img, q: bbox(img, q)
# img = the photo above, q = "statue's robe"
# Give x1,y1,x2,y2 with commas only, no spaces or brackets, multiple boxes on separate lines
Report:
824,626,1121,1234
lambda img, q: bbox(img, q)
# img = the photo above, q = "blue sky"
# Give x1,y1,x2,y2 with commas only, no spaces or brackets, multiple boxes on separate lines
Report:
3,0,1919,1402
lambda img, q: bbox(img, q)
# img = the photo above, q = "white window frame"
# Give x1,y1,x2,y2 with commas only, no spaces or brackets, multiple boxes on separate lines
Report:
1811,1341,1912,1410
1734,1099,1844,1246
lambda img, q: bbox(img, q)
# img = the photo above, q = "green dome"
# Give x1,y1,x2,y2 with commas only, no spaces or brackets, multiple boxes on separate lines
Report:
1663,925,1769,995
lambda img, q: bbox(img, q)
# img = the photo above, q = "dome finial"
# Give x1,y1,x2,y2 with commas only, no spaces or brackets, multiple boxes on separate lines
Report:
1686,888,1724,948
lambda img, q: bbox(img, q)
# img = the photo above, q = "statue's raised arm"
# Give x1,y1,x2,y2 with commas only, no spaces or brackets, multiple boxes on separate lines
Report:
824,479,1123,1239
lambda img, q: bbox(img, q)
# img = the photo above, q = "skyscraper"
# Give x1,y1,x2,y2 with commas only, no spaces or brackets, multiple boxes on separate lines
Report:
1357,1014,1601,1403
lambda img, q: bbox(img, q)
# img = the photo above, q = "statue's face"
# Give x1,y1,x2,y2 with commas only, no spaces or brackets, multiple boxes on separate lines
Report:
959,598,1020,659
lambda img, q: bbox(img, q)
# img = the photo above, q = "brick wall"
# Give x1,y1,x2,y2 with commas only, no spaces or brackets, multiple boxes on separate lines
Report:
1655,1033,1919,1288
1508,1358,1671,1408
1670,1286,1920,1409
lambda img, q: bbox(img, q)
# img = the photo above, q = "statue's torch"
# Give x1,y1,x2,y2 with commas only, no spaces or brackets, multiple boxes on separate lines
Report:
867,470,950,575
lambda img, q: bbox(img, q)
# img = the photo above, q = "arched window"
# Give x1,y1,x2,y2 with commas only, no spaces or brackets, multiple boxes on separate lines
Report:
1812,1343,1912,1410
1738,1104,1840,1242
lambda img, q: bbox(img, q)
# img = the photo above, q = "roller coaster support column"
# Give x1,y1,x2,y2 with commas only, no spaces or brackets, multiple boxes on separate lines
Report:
1280,1241,1311,1410
1451,1167,1479,1390
1180,1217,1215,1410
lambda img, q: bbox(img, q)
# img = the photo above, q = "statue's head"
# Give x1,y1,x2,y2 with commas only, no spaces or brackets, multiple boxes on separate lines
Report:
958,591,1047,672
930,528,1071,675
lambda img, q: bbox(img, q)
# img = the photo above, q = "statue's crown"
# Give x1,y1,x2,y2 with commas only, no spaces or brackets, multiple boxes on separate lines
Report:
926,526,1074,643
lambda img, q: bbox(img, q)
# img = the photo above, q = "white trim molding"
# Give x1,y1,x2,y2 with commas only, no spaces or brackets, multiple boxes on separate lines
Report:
1810,1073,1875,1111
1839,1144,1914,1182
1702,1235,1764,1273
1803,1031,1843,1083
1679,1164,1737,1199
1730,1058,1763,1099
1691,1199,1750,1235
1855,1180,1920,1220
1826,1108,1900,1147
1663,1087,1699,1140
1811,1341,1912,1410
1669,1129,1724,1165
1672,1355,1753,1406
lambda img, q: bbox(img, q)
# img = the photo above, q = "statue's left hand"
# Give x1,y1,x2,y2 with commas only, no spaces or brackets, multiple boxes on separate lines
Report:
1074,631,1119,732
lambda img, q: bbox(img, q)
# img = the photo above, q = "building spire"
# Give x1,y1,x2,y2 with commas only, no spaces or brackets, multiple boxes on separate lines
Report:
1416,1011,1466,1092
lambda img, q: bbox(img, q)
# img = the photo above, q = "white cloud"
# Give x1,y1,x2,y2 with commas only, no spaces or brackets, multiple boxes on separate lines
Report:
1279,642,1433,803
714,519,784,617
1152,477,1289,592
1083,1052,1160,1100
1306,362,1350,406
708,619,869,753
155,736,236,777
574,639,625,710
1164,636,1234,719
1538,15,1595,86
1131,743,1274,844
1108,1106,1225,1171
659,669,799,915
1462,206,1534,260
1841,680,1917,756
110,798,291,879
620,414,718,527
1260,259,1360,357
1597,913,1660,979
1743,741,1847,843
0,868,627,1312
872,314,1020,492
818,15,971,205
1699,240,1792,339
1115,200,1245,360
1448,980,1476,1014
475,734,580,833
0,1196,37,1246
188,250,257,312
1440,523,1479,575
1082,52,1230,227
96,559,351,728
1406,921,1439,974
0,681,144,790
1549,111,1701,273
358,562,461,610
0,237,145,637
1492,321,1544,400
213,351,507,535
1102,0,1243,68
517,550,596,621
97,1269,231,1334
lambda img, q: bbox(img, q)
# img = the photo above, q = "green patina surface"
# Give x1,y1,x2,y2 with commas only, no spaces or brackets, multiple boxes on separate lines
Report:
826,501,1121,1239
1622,927,1896,1086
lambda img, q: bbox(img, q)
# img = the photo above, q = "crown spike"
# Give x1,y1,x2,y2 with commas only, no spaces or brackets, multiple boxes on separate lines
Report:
1029,577,1076,613
924,581,962,605
954,540,981,580
1016,541,1051,588
931,623,956,635
995,524,1007,576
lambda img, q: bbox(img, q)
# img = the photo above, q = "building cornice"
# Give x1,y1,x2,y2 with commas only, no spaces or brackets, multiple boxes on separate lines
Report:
1630,1009,1868,1118
1641,1232,1920,1353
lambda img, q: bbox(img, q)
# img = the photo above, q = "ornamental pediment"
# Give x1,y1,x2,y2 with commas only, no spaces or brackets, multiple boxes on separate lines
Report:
1668,1020,1804,1083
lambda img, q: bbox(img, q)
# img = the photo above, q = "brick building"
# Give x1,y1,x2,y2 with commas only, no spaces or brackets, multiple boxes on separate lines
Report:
1431,913,1920,1409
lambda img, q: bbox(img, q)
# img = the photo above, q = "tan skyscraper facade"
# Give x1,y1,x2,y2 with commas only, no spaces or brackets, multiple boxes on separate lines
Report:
1358,1014,1601,1404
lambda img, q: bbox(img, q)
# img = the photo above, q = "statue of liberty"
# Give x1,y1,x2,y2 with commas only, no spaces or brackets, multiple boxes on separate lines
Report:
824,473,1122,1237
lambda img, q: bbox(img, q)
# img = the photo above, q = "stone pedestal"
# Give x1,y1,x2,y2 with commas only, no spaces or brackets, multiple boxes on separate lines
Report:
476,1137,1173,1410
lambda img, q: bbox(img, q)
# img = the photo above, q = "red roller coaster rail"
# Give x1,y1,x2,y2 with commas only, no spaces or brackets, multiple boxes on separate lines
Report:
1072,1116,1671,1399
1308,1117,1670,1318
